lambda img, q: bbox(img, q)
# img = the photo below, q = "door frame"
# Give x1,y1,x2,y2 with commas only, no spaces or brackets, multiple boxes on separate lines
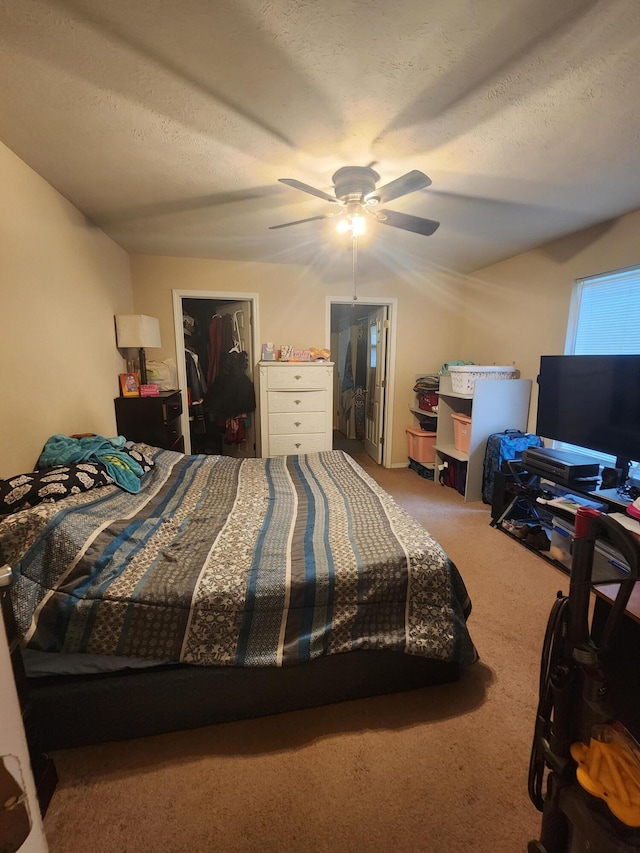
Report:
326,296,397,468
172,289,261,455
364,305,388,464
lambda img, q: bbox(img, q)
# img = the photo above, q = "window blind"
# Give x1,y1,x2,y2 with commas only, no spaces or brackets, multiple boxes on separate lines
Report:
571,267,640,354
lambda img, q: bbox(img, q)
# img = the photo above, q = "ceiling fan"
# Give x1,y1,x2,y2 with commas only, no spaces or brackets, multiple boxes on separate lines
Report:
269,165,440,237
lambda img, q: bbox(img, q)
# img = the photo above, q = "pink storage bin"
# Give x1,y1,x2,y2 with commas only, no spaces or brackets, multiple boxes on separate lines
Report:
451,413,472,454
406,428,437,464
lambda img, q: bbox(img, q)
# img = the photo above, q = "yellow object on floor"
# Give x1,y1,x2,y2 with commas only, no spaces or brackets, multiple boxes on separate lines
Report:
571,727,640,827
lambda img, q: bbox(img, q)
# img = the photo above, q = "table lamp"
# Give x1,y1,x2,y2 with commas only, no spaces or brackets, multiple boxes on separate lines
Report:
115,314,161,385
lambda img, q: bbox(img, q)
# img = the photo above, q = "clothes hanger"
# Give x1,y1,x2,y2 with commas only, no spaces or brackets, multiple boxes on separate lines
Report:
228,311,243,353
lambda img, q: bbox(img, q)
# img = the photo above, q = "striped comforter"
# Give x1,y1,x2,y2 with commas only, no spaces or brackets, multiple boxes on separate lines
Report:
4,448,476,668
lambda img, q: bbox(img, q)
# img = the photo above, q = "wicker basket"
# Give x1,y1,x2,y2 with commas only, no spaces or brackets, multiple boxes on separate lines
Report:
449,365,516,394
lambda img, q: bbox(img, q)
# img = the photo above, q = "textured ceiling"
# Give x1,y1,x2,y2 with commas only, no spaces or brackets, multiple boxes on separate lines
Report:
1,0,640,276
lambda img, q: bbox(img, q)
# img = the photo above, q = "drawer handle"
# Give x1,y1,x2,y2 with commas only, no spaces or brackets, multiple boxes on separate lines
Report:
294,375,302,380
294,399,301,405
294,421,301,427
295,443,301,448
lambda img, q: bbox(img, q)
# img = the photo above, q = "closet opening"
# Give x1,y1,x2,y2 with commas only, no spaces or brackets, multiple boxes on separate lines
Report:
327,297,397,468
172,291,260,458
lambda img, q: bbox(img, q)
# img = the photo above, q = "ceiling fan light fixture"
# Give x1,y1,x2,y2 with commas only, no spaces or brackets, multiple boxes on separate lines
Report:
336,214,366,236
351,214,366,235
271,164,439,237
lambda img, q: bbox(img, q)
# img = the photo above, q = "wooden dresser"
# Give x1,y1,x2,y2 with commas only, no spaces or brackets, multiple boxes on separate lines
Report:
259,361,334,457
114,390,185,452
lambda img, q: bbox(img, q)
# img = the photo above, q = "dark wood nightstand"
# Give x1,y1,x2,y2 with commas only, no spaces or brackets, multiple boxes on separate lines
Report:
1,572,58,816
114,390,185,452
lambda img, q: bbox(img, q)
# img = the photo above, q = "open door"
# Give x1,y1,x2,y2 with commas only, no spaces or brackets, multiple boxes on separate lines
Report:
173,290,260,457
364,306,388,464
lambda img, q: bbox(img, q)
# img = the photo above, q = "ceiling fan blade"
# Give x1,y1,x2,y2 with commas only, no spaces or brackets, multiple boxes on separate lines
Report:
367,170,432,204
278,178,339,204
269,213,339,230
376,209,440,236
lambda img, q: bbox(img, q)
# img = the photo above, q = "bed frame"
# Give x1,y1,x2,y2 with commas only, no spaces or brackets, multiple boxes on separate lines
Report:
27,651,461,750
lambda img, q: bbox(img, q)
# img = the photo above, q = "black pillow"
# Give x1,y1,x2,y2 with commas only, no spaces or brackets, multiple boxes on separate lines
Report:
0,463,114,515
121,445,155,473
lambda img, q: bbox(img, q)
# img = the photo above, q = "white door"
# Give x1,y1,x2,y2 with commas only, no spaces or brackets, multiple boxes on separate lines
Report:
215,300,256,458
364,306,388,464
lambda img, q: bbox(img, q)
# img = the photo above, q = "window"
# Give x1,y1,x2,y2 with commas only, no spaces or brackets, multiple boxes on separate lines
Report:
566,266,640,355
562,265,640,467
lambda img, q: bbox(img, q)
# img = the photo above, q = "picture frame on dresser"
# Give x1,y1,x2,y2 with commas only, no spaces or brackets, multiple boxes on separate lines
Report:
119,372,140,397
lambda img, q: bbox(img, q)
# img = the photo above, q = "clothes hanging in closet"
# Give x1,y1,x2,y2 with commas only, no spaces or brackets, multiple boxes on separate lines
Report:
185,348,207,404
204,350,256,423
207,314,234,385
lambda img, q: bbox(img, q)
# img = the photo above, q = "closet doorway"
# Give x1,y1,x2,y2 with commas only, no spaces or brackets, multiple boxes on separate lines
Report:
172,290,260,457
327,297,397,468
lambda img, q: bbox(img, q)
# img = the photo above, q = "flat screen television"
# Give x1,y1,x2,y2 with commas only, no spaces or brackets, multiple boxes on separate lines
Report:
536,355,640,467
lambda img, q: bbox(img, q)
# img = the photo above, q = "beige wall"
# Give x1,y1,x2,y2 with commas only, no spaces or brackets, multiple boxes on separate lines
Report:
0,142,133,477
130,255,467,465
4,130,637,473
460,209,640,432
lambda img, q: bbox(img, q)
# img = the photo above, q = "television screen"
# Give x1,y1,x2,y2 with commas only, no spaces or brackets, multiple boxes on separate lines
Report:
536,355,640,463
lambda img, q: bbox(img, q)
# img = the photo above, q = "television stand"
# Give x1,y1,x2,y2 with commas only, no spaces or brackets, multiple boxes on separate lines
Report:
589,486,633,510
492,461,631,528
491,461,636,580
492,461,640,740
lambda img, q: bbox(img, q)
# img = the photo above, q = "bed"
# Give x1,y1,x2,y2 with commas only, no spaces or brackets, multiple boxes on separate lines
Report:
1,444,476,749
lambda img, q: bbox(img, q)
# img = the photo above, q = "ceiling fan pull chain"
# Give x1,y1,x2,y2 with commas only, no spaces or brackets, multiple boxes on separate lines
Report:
352,233,358,302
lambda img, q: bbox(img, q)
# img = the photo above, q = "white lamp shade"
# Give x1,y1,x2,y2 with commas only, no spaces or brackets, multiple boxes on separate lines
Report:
115,314,161,349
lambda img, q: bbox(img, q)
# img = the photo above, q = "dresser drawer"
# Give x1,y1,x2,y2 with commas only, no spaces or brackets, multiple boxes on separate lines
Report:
266,366,331,391
163,398,183,423
268,389,326,413
269,433,328,456
269,411,326,435
166,417,182,443
169,434,185,453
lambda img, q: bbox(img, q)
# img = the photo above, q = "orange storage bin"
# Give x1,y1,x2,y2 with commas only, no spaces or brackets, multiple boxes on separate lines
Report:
406,427,437,464
451,412,472,454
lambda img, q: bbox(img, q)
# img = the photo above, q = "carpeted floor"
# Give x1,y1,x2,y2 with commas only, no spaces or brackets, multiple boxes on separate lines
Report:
333,429,365,456
42,459,570,852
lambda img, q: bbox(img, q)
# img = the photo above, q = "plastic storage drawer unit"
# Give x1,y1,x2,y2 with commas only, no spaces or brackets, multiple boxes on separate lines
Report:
406,427,437,464
549,517,631,582
549,518,573,569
